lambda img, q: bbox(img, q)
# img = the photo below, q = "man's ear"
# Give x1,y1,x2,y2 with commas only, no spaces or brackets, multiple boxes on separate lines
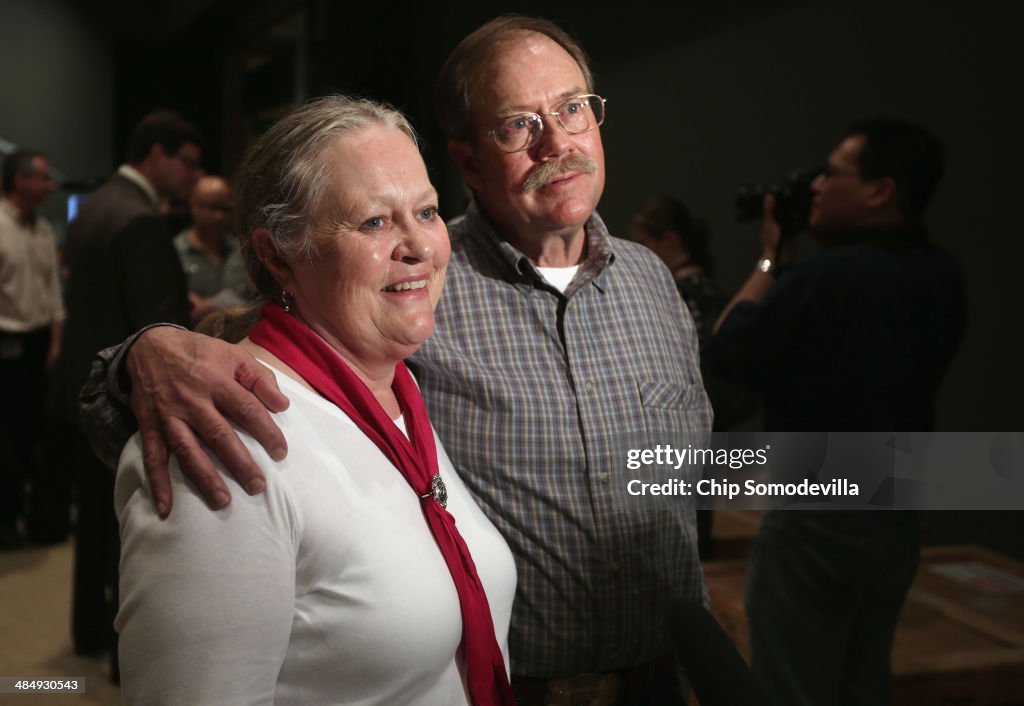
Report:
252,228,293,290
448,138,484,192
866,176,897,209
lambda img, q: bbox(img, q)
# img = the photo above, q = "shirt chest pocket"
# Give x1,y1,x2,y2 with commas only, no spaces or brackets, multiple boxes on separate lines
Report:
636,380,708,447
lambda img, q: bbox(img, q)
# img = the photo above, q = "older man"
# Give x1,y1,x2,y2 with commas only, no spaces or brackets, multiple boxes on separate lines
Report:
82,17,710,704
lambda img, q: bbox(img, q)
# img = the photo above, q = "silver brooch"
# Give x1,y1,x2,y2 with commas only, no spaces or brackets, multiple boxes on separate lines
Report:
421,473,448,509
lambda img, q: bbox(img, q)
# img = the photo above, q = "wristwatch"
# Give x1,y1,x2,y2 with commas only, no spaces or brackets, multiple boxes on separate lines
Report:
757,257,775,275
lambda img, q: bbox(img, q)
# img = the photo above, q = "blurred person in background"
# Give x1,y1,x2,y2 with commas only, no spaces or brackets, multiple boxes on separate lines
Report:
173,175,253,326
0,149,63,549
58,109,201,668
712,118,966,706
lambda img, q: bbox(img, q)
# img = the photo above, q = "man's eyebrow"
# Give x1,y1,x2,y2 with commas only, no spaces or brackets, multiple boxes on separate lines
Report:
495,88,587,116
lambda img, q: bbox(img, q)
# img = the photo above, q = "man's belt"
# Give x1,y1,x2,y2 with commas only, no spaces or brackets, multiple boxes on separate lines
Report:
511,653,676,706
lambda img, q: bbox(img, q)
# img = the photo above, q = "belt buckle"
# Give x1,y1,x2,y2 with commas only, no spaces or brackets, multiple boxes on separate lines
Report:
545,673,621,706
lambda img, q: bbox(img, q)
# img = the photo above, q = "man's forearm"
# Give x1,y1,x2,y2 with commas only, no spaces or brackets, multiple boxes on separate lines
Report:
713,257,777,335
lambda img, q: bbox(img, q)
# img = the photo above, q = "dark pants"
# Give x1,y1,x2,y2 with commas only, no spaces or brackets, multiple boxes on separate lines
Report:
71,426,119,655
746,511,919,706
0,328,50,531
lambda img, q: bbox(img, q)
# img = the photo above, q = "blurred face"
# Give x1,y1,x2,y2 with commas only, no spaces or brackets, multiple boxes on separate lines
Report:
455,33,605,245
809,134,872,237
189,176,232,235
282,126,450,368
15,156,56,208
154,140,202,201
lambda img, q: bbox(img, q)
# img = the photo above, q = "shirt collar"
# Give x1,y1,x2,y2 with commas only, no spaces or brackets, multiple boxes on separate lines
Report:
460,199,616,295
0,197,37,228
117,164,160,208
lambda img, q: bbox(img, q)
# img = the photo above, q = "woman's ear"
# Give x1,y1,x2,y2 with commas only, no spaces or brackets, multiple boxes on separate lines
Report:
252,228,292,290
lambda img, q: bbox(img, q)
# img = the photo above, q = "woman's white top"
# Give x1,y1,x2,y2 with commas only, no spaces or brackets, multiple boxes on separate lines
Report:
114,364,517,705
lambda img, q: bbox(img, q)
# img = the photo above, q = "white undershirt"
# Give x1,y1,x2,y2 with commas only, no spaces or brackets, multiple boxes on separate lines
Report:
535,264,580,293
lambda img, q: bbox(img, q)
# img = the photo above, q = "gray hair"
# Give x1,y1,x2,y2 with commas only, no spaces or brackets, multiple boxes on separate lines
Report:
234,95,417,298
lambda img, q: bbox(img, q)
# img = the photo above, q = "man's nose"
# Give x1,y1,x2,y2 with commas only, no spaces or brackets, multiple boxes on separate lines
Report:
533,114,574,158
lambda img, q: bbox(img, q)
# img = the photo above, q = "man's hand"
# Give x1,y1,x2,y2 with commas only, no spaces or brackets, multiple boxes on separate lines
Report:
127,326,290,518
759,193,782,258
713,194,789,334
760,194,797,267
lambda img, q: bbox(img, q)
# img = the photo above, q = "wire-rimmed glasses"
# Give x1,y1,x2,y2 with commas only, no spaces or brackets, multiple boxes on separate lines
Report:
482,94,607,153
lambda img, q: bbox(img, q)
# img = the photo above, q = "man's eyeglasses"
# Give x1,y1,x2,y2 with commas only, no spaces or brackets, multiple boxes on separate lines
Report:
482,94,607,153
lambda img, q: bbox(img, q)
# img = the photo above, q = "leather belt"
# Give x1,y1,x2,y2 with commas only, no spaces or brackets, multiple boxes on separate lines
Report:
511,653,676,706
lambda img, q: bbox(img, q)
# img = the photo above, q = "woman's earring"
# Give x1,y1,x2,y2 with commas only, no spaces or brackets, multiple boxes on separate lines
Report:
281,290,294,313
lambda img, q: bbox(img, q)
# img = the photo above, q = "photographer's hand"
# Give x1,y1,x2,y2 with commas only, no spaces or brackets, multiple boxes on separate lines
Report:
713,194,786,334
760,194,782,259
761,194,797,267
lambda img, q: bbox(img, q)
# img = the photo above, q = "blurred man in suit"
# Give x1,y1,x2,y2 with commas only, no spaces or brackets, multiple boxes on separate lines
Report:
59,110,201,661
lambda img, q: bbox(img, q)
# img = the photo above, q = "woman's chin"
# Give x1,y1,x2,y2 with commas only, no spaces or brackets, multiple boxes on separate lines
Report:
382,323,436,360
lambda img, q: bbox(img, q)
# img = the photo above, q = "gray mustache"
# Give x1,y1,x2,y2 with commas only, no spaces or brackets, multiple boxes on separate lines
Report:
522,154,598,192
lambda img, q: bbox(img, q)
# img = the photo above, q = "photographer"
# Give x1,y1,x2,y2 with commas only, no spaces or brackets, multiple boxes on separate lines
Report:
711,118,966,706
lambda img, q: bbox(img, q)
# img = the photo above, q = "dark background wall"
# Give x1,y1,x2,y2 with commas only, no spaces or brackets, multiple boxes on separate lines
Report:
0,0,114,239
2,0,1020,554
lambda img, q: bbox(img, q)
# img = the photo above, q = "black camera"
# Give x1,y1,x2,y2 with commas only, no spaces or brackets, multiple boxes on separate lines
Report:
735,167,820,235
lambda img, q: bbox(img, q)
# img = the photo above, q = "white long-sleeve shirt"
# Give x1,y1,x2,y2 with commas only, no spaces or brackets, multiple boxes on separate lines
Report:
115,365,517,705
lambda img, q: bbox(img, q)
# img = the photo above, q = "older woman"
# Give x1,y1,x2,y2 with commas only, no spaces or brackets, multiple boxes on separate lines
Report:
114,96,517,705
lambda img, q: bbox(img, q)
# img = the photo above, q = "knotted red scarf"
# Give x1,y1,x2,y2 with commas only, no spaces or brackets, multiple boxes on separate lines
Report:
250,302,513,706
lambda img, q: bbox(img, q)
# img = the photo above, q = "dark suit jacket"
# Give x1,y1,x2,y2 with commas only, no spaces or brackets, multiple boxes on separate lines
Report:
59,172,190,423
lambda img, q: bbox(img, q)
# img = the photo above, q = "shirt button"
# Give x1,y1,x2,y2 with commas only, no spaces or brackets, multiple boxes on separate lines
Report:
610,561,622,574
598,472,610,485
584,381,595,392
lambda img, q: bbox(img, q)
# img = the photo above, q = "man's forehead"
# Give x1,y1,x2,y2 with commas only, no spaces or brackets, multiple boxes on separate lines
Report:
194,177,229,198
473,35,587,113
834,134,866,160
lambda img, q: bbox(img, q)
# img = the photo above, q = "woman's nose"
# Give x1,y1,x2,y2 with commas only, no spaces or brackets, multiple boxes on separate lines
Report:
394,224,434,262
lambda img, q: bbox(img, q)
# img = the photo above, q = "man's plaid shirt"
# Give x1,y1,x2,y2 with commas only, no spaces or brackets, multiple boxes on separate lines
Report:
408,202,711,677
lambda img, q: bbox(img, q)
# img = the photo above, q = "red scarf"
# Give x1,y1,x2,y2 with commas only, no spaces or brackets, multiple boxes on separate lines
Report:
250,302,513,706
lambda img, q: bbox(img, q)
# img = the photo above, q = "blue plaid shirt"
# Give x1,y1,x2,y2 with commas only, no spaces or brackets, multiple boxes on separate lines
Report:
409,201,711,676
